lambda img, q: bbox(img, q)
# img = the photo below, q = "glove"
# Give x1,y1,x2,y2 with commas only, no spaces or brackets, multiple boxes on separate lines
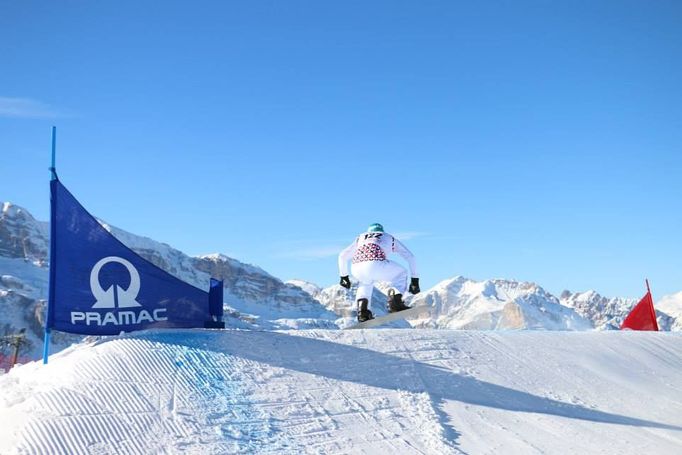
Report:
340,275,351,289
409,277,420,294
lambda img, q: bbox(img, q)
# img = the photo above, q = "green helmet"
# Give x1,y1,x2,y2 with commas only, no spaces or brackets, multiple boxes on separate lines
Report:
367,223,384,233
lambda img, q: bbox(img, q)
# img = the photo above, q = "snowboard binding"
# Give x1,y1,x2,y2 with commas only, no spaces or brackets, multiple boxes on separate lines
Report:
387,289,411,313
357,298,374,322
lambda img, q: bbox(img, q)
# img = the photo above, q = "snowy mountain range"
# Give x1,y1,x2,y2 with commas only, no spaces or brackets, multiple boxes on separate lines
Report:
1,200,680,360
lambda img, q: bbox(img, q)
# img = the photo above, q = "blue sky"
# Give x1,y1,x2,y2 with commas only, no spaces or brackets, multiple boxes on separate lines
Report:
1,1,681,298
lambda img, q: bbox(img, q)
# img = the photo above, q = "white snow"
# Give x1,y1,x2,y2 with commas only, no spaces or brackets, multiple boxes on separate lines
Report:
658,292,682,331
1,329,680,454
2,202,20,216
286,279,323,297
658,292,682,319
0,257,48,298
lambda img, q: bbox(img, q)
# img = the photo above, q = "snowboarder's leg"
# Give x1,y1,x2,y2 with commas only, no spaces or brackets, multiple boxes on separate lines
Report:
350,262,377,319
374,262,410,312
355,282,374,306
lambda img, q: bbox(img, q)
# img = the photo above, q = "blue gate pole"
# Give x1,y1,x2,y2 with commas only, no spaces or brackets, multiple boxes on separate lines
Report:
43,126,57,364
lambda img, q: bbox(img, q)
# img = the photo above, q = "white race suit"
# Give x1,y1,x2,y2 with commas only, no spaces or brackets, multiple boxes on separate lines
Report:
338,231,418,309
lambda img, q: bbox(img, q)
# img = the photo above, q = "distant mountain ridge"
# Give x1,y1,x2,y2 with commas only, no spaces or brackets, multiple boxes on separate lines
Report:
0,202,49,264
1,200,680,360
405,276,592,330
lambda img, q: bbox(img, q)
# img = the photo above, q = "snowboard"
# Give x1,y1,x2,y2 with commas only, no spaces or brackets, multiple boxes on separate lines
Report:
344,305,430,330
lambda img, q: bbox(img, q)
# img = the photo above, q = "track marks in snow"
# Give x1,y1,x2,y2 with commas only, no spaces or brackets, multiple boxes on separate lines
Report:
286,330,463,454
2,330,681,454
231,332,438,453
6,336,285,454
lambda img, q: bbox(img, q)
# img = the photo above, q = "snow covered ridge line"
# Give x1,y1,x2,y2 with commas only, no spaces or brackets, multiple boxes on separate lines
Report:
1,330,681,454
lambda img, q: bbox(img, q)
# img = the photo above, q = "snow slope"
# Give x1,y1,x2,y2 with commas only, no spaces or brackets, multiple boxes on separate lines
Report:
1,330,680,454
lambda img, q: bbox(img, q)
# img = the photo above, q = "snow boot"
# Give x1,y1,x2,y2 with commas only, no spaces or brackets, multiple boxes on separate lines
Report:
387,289,410,313
357,298,374,322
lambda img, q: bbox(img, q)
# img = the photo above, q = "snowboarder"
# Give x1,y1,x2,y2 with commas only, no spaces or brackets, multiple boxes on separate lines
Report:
338,223,420,322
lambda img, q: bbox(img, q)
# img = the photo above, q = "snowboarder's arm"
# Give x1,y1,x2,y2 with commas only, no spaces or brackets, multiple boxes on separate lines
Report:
338,239,358,276
391,236,418,278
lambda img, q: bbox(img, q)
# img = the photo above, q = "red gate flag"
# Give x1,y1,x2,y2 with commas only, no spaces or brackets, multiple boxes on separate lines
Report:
621,281,659,331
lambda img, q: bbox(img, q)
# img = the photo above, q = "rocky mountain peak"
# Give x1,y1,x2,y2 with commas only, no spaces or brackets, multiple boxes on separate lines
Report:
0,201,48,264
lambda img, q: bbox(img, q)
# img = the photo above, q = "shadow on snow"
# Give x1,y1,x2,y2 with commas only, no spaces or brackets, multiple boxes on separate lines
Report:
134,330,682,439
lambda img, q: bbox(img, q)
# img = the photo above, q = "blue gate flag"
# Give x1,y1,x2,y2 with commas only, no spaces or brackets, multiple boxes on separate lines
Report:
47,179,211,335
209,278,224,321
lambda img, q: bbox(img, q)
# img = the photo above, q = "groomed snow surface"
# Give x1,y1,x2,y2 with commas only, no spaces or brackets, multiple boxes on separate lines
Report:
1,330,681,454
